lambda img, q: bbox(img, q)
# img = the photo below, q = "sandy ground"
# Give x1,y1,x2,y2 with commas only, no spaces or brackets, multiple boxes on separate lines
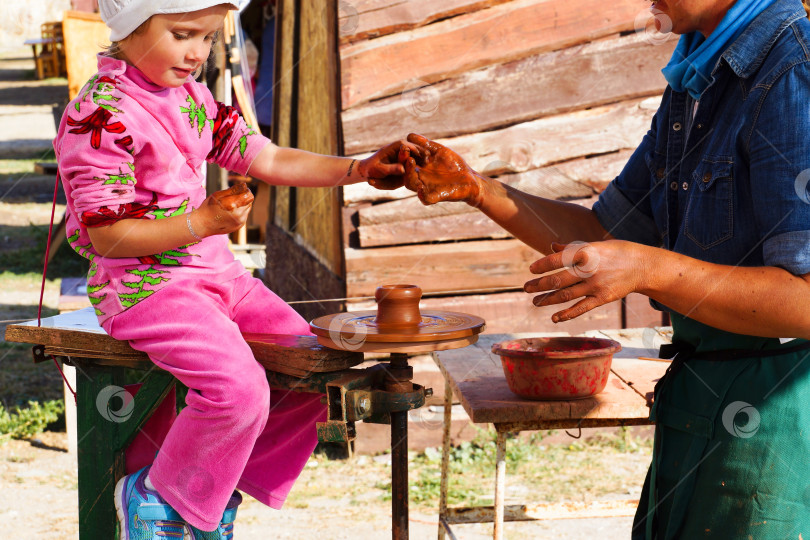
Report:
0,432,643,540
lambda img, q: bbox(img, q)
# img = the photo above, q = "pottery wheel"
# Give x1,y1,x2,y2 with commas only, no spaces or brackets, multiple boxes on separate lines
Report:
310,285,486,353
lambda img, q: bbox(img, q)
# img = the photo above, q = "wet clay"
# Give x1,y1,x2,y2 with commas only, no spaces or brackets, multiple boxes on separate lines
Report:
401,133,482,205
212,181,254,211
374,284,423,328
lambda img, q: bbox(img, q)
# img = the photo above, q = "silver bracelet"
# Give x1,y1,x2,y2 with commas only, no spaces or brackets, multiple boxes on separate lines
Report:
186,214,202,241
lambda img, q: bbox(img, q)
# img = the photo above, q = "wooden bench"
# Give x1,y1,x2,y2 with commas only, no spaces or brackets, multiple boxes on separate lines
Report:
432,330,671,539
5,307,365,539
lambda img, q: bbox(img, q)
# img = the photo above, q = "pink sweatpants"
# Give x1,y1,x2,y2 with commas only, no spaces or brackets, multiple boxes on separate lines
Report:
103,273,327,531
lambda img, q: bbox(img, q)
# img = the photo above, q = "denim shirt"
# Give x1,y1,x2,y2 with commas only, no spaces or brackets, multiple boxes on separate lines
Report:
594,0,810,280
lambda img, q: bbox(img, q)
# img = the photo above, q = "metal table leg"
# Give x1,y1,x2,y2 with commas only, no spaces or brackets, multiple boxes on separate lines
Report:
438,375,452,540
392,407,408,540
388,353,413,540
494,430,507,540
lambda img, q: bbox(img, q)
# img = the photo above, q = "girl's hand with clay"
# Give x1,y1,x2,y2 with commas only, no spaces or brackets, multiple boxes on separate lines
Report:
363,139,428,191
193,182,254,237
400,133,486,206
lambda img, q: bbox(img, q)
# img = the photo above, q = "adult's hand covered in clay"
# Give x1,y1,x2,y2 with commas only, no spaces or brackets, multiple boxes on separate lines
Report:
401,133,485,206
194,182,254,237
363,139,429,191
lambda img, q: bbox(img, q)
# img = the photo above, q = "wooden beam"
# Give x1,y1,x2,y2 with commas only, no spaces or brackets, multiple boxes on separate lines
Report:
339,0,512,44
342,35,671,155
359,210,511,247
340,0,654,108
345,238,542,297
427,96,661,178
357,197,597,247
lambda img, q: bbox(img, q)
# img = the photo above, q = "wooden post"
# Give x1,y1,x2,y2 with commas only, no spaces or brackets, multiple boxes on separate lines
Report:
76,364,124,540
75,362,174,539
267,0,347,320
62,11,109,100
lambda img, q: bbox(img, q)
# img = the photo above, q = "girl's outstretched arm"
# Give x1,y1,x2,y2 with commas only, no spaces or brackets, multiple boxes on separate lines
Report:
246,140,425,188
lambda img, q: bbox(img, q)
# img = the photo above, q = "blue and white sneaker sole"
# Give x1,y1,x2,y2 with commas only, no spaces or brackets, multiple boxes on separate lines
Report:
114,474,132,540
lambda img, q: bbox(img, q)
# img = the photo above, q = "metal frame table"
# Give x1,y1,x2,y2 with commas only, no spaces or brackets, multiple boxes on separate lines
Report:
432,330,671,540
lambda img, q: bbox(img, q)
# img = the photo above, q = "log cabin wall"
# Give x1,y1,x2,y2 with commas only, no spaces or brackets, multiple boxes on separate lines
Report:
335,0,675,333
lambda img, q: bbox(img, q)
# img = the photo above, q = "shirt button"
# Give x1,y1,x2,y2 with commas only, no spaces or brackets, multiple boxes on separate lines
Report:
696,123,704,130
682,182,689,191
702,172,712,183
656,168,666,179
670,181,678,191
673,122,682,131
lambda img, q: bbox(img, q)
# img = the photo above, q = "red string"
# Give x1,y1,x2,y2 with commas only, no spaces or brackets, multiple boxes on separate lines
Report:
38,172,77,405
51,355,77,405
37,173,60,327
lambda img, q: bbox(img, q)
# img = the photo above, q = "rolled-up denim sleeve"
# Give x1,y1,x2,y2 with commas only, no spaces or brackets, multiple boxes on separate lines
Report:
593,129,662,247
749,63,810,276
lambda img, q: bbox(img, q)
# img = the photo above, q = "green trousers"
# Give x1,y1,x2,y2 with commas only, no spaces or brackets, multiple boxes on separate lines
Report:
633,315,810,539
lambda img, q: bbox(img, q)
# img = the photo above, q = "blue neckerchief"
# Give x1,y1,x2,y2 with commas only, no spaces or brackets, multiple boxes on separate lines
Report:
662,0,776,100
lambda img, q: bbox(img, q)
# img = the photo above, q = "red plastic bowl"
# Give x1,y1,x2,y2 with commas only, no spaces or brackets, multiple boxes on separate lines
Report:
492,337,622,400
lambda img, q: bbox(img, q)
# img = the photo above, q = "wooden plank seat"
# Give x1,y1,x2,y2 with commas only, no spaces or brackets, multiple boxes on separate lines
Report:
4,307,364,539
6,307,363,376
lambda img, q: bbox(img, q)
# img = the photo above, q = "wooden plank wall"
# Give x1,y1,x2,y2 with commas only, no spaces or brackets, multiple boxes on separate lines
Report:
337,0,672,333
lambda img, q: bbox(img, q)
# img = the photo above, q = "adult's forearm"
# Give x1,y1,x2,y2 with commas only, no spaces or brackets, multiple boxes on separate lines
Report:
475,177,612,254
644,250,810,339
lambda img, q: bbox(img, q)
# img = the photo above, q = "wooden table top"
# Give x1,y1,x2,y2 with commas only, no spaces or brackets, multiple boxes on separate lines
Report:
434,330,671,428
4,307,363,377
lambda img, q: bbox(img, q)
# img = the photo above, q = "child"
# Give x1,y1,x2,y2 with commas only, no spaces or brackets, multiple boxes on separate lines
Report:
54,1,418,538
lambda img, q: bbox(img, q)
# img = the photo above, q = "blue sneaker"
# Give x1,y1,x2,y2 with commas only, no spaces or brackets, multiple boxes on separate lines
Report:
187,491,242,540
115,466,190,540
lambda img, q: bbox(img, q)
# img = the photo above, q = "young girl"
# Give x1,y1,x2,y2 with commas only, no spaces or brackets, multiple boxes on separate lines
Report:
55,1,417,538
